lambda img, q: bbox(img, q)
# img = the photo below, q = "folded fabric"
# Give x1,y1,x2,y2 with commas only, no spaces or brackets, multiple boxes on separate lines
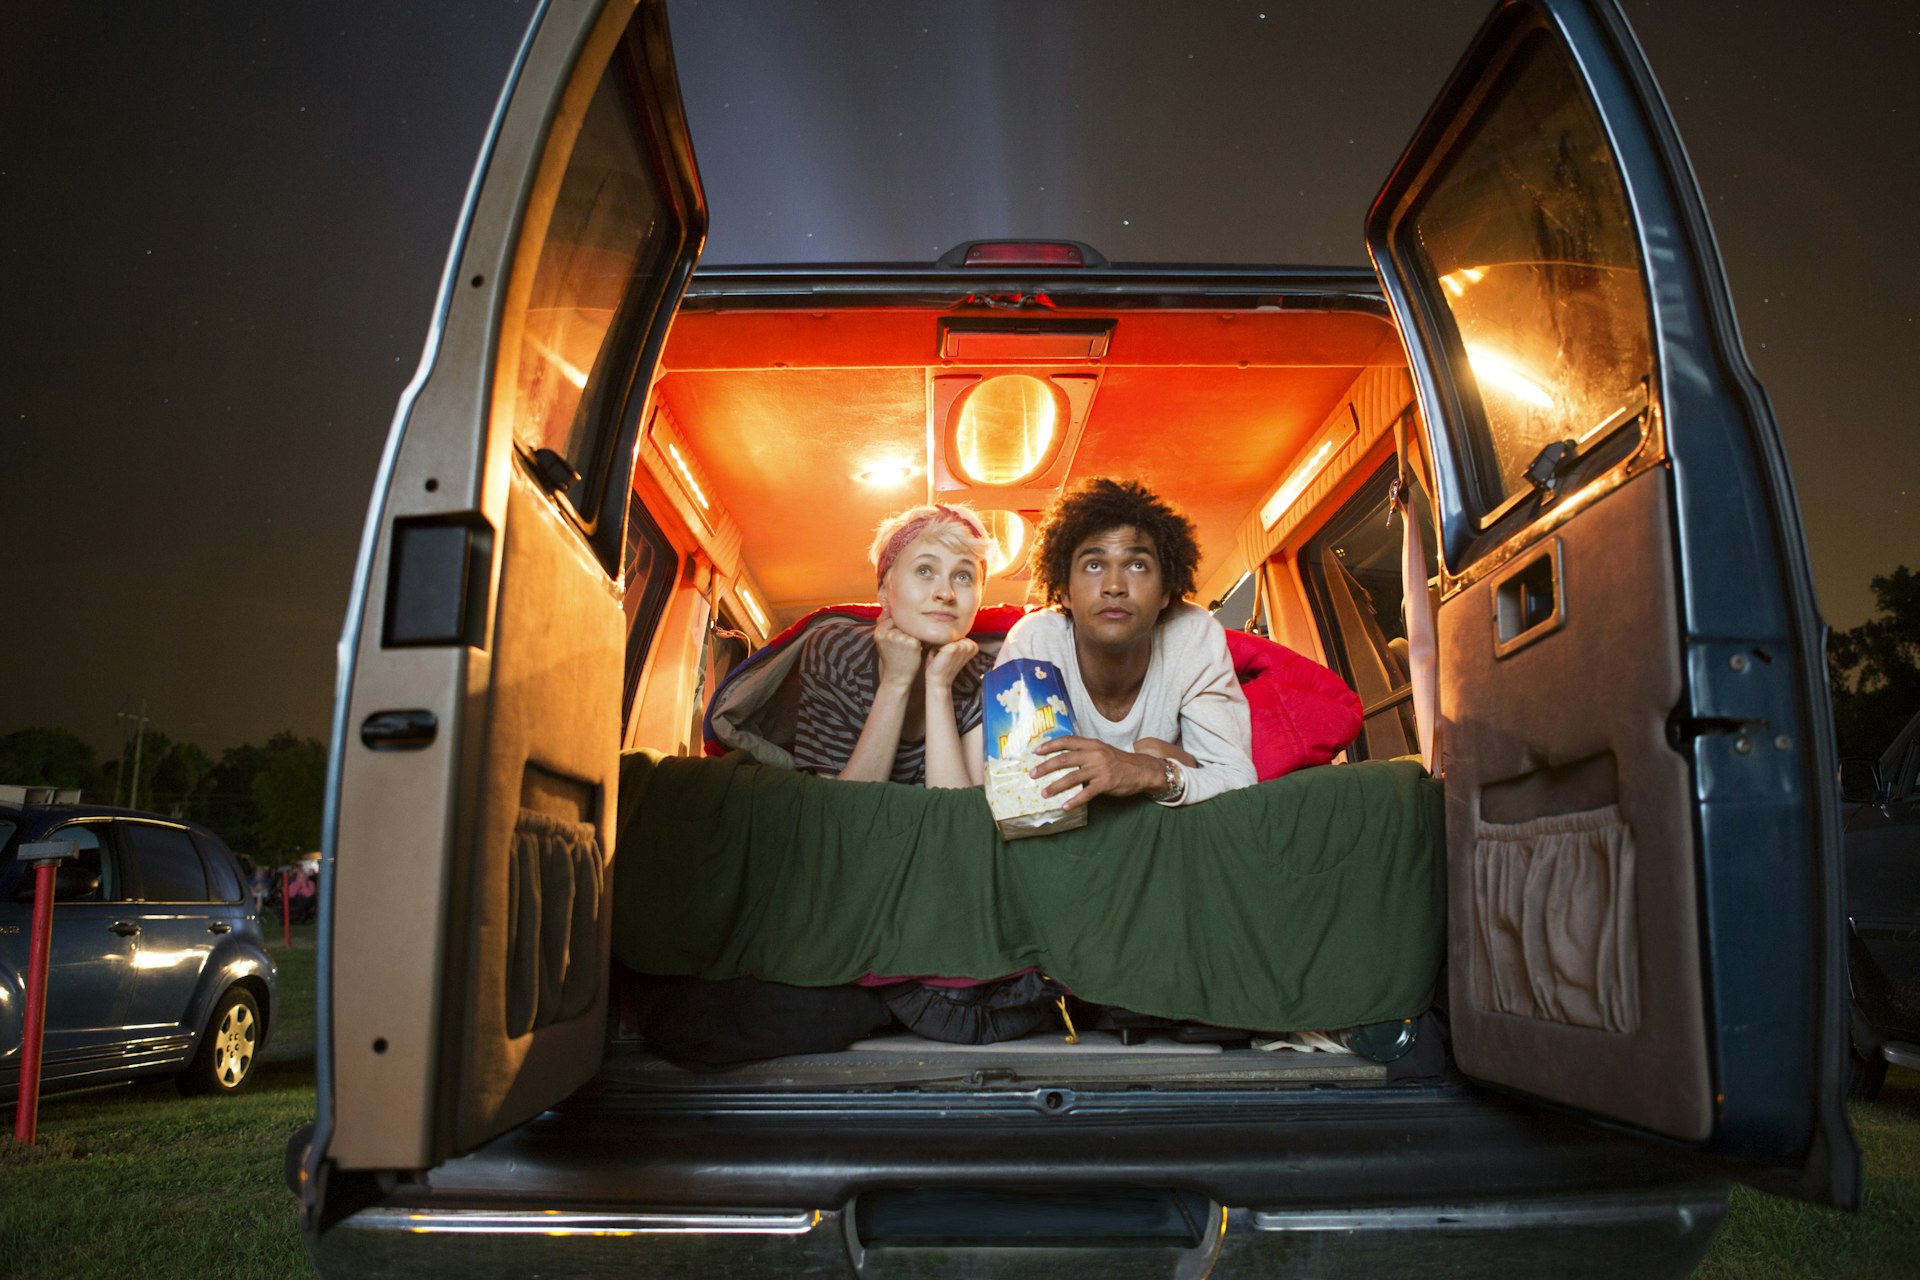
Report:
613,751,1445,1032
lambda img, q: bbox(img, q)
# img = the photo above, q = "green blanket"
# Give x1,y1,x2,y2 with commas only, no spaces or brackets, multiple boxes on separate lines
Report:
613,752,1446,1032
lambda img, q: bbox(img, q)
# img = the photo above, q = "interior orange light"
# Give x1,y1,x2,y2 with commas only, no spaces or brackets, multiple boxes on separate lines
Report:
666,443,710,509
976,509,1029,577
1261,416,1358,530
857,461,916,486
735,582,768,633
951,375,1058,485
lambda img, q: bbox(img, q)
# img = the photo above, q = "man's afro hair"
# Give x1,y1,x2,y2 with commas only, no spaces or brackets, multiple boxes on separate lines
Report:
1028,477,1200,612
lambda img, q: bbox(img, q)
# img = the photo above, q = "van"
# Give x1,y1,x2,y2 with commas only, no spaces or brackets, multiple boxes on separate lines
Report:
293,1,1860,1274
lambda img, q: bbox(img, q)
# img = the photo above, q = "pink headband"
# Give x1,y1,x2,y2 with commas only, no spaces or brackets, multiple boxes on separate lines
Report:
875,505,987,585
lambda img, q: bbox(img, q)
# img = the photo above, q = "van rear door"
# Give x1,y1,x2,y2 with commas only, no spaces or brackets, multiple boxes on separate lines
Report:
1367,0,1858,1205
316,0,703,1175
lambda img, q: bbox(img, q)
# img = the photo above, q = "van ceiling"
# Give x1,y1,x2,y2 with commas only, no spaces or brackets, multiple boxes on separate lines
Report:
654,307,1404,621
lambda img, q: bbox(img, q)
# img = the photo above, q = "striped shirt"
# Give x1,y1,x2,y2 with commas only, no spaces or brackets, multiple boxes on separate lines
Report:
791,616,990,785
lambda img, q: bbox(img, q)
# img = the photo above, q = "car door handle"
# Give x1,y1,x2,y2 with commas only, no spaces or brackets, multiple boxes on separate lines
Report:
207,922,232,935
109,921,140,937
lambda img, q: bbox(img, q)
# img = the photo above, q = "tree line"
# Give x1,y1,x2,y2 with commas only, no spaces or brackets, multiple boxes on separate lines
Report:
1827,566,1919,762
0,726,325,864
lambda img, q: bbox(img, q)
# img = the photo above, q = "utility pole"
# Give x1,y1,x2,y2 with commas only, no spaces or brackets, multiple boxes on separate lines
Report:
117,702,150,810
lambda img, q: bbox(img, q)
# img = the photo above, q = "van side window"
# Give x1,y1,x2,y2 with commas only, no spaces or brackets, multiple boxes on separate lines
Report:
1301,465,1437,762
508,52,671,518
1404,30,1652,520
622,497,677,714
686,605,755,748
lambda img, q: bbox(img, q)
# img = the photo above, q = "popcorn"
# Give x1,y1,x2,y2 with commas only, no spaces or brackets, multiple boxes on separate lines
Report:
982,660,1088,840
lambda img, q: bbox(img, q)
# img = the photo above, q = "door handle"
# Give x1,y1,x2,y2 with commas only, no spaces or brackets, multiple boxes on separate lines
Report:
1493,539,1565,658
109,921,140,937
361,708,439,750
207,922,232,935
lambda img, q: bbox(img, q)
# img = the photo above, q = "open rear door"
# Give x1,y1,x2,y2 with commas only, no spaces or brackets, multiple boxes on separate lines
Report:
1368,0,1857,1205
314,0,703,1178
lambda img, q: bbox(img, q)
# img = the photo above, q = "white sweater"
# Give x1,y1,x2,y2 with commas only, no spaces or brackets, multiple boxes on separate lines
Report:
994,602,1256,806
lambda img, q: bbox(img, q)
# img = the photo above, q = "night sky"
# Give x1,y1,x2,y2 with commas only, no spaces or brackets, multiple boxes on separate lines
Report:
5,2,1914,758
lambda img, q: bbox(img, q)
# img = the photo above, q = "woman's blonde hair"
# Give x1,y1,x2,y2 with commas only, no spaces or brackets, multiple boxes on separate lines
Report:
869,503,991,585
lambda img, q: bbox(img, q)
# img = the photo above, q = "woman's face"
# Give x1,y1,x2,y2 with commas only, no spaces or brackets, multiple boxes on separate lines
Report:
879,532,983,646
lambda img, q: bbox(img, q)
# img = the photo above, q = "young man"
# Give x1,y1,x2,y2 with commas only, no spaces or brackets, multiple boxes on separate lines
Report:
996,478,1256,808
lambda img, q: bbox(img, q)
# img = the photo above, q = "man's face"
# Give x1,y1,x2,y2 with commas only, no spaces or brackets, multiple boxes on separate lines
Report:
1063,524,1171,651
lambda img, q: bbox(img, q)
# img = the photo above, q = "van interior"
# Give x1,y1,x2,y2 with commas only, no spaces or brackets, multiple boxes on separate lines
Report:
590,279,1441,1095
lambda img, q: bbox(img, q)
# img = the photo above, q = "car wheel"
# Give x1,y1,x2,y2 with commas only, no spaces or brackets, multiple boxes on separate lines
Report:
179,987,262,1096
1847,1041,1888,1101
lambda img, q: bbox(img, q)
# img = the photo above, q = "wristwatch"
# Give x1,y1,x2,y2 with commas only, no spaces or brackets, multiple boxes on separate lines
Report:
1152,757,1187,805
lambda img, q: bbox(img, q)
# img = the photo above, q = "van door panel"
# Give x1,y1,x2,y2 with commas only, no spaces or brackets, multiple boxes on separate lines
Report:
447,473,619,1149
1369,0,1856,1203
322,0,703,1172
1443,469,1707,1139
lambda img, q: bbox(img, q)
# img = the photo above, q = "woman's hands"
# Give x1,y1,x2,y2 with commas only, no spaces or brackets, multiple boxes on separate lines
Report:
924,636,979,688
1030,737,1170,809
875,609,978,691
872,609,927,690
877,609,982,789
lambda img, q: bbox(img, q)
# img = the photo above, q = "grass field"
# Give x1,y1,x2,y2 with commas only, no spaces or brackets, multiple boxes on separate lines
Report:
0,927,317,1280
2,934,1915,1278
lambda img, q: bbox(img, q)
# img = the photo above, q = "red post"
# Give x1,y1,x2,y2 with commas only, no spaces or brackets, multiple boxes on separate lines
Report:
14,861,58,1145
280,870,292,948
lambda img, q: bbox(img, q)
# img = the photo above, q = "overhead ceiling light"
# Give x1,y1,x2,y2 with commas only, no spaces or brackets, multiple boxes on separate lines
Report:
950,375,1060,486
665,442,709,509
856,461,916,486
975,510,1030,578
1260,415,1359,530
735,582,768,633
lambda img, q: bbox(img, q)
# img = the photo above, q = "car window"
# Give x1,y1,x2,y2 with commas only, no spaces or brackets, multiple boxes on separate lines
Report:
1300,463,1437,762
0,817,16,853
509,51,672,518
1403,30,1652,519
191,831,245,903
24,823,110,904
120,823,211,903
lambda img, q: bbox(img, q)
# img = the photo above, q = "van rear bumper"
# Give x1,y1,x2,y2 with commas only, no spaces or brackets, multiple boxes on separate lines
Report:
310,1187,1727,1279
305,1083,1733,1276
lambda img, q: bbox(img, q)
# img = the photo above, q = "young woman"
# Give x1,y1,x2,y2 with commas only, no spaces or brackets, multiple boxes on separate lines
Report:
791,503,992,788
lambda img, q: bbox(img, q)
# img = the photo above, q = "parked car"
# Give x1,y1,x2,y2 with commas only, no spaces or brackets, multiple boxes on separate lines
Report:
1843,708,1920,1098
293,0,1860,1274
0,798,277,1098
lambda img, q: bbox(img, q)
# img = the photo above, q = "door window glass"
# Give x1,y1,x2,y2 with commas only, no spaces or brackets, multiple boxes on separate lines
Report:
121,824,211,903
1301,464,1438,762
508,51,669,505
1404,31,1652,515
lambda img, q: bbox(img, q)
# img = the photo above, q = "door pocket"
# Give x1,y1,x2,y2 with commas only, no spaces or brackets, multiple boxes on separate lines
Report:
1471,803,1639,1033
505,807,604,1038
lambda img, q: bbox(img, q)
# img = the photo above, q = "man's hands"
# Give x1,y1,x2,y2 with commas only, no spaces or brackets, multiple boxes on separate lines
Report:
1031,736,1170,810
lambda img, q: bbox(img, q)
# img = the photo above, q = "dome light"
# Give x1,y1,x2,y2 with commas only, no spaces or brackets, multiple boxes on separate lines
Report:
950,375,1060,486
